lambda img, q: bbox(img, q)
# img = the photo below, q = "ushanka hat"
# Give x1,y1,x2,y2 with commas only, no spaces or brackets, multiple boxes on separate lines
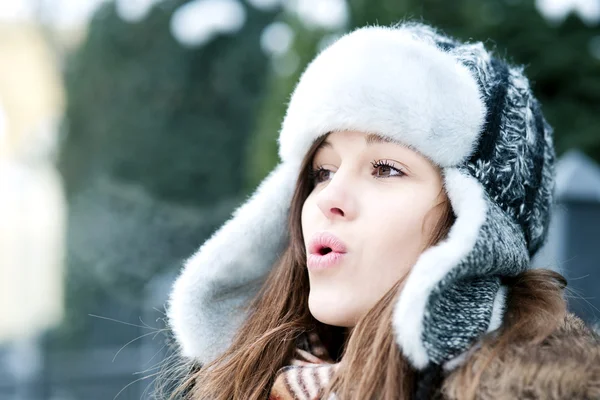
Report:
167,22,555,370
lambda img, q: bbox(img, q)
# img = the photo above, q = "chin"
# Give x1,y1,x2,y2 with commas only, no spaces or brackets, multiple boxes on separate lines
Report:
308,292,356,327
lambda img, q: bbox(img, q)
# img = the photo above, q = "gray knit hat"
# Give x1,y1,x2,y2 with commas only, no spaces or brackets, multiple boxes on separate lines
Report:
167,22,555,370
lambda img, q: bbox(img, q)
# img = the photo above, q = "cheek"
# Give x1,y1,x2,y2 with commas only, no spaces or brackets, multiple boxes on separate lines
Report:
300,196,316,240
345,202,426,315
369,199,427,248
360,196,430,278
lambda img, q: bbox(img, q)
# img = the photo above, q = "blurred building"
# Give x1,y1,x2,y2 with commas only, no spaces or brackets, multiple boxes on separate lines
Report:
0,21,66,345
534,150,600,325
0,22,63,157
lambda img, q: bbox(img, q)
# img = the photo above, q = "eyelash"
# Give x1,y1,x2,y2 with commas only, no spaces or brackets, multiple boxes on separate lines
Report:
308,159,406,184
370,160,406,178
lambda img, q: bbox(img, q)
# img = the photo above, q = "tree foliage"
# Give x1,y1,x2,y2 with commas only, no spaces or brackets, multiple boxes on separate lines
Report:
56,0,278,345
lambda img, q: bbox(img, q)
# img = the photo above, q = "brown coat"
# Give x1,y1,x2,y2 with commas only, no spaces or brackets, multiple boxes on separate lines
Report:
442,313,600,399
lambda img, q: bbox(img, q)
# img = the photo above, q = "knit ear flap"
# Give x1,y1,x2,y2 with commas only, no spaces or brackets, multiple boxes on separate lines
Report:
393,168,529,369
167,161,299,364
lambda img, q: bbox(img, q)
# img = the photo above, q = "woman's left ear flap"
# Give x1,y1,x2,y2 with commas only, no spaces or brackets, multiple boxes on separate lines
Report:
393,168,528,369
423,277,507,367
167,161,299,363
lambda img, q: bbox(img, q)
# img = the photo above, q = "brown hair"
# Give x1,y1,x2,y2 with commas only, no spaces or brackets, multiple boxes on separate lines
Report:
170,134,567,400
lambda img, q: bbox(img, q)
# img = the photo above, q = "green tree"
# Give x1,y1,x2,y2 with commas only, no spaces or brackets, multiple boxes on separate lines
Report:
60,0,278,206
56,0,279,345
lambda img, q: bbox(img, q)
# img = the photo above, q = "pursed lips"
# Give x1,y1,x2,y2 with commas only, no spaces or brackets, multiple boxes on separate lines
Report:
307,231,347,270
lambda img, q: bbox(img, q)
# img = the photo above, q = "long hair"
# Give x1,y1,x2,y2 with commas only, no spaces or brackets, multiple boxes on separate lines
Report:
170,135,567,400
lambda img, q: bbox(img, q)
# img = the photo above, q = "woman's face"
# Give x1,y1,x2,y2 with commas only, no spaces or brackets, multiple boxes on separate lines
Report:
301,130,446,327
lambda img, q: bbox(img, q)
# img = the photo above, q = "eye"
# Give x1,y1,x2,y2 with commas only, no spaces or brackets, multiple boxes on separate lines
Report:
309,166,335,184
371,160,405,178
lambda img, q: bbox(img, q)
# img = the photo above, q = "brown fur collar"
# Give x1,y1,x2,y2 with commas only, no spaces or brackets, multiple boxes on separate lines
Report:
442,313,600,399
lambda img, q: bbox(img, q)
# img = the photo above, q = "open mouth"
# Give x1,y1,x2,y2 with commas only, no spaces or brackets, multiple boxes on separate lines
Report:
309,232,347,256
318,246,333,255
307,237,346,270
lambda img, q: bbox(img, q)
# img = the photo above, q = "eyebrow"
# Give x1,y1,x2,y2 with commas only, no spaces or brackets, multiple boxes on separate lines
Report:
317,132,394,151
365,133,395,146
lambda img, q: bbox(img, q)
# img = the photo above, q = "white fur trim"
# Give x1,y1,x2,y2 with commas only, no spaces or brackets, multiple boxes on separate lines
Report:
392,168,488,368
167,162,298,363
487,284,507,333
442,346,474,372
278,25,486,168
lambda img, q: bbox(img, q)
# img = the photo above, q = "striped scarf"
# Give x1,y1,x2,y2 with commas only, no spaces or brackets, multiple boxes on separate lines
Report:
265,332,442,400
268,331,341,400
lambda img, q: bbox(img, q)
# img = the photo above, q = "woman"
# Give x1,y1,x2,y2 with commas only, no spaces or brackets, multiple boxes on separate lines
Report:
166,22,600,399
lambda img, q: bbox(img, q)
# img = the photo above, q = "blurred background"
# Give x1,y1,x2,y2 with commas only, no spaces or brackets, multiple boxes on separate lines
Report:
0,0,598,398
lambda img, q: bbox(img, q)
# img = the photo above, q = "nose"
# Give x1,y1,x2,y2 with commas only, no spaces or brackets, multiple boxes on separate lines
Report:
315,171,357,221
